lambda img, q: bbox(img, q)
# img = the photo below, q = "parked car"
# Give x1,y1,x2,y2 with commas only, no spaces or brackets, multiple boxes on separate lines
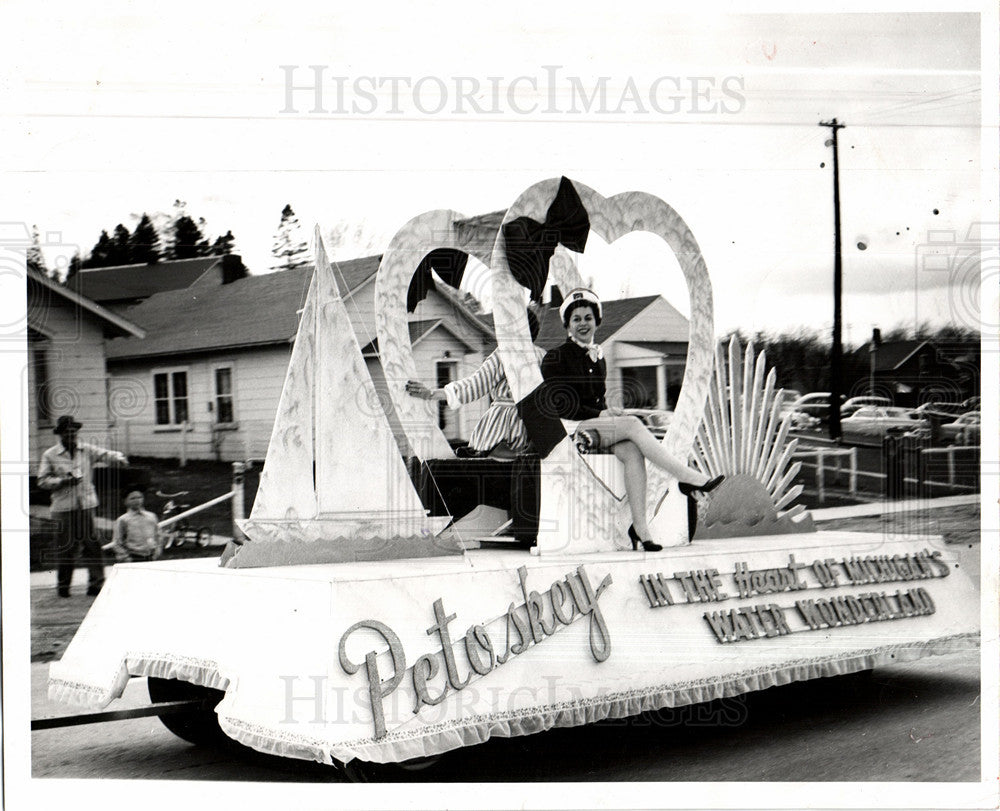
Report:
790,392,845,422
940,412,980,445
625,408,673,440
840,406,927,442
840,396,892,418
786,410,821,430
912,401,966,420
961,396,980,412
777,389,803,411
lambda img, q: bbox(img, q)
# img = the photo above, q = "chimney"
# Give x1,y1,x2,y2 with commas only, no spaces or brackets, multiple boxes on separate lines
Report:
221,254,248,285
549,285,563,309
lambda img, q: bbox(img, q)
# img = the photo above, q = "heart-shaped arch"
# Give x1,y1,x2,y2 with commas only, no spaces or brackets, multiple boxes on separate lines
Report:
489,177,716,551
374,209,505,461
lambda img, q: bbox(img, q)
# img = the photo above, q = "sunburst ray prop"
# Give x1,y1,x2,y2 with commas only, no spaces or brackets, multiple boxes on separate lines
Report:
688,336,815,539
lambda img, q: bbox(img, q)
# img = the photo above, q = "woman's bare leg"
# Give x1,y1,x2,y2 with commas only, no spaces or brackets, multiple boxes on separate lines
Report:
580,415,708,484
613,441,650,538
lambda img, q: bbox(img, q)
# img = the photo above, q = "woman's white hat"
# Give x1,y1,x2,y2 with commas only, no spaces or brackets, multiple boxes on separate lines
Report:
559,288,602,324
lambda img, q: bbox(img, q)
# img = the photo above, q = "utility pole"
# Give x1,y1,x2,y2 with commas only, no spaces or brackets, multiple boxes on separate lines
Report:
820,118,845,441
869,327,881,396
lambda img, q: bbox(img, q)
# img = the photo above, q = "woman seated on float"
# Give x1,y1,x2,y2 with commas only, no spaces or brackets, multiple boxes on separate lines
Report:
405,309,544,458
540,289,723,552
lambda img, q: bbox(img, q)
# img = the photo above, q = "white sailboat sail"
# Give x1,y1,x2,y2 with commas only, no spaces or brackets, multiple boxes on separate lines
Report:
230,229,455,567
247,273,318,522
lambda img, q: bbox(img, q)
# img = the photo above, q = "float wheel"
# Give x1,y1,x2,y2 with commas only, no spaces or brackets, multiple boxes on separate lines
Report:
147,677,230,747
336,755,442,782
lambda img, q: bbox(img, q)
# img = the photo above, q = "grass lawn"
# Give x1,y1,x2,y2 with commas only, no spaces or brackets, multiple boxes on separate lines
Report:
30,457,261,571
111,455,261,534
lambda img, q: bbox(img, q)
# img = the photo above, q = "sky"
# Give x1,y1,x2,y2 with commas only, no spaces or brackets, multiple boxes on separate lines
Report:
3,4,994,341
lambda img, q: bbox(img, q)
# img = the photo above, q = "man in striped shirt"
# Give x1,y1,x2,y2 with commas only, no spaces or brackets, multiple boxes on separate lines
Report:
405,310,544,456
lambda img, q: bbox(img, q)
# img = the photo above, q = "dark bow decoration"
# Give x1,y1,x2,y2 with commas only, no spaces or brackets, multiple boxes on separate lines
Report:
406,248,470,312
502,177,590,302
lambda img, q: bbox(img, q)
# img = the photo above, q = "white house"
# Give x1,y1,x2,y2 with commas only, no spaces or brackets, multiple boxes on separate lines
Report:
103,256,495,461
26,267,146,473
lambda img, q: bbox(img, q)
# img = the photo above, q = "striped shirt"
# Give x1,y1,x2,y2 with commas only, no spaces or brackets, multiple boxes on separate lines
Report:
444,348,545,453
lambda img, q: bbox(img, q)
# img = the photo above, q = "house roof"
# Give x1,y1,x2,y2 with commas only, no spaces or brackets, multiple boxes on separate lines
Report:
28,267,145,339
591,295,664,340
854,340,932,372
66,258,221,303
105,266,316,360
478,295,665,351
359,319,480,358
102,254,466,360
329,254,383,296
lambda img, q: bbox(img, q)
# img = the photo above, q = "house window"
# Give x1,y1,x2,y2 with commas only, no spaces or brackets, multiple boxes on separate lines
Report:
153,369,189,425
214,366,235,424
435,360,458,437
620,366,658,408
28,328,52,424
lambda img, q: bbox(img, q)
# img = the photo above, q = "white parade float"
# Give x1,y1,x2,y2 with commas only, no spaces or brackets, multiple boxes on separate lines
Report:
47,178,979,777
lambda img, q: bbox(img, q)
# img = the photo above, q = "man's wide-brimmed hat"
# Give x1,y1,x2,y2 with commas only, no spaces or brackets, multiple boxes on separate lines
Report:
53,415,82,434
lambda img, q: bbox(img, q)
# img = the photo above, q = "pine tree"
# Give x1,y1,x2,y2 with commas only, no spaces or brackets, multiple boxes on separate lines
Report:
64,251,81,283
173,215,206,259
83,230,114,268
129,213,160,264
270,204,310,271
78,202,238,267
26,225,46,274
210,230,236,256
110,224,131,265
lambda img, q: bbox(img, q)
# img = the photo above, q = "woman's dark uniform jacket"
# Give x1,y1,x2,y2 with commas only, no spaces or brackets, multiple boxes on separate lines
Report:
539,340,607,421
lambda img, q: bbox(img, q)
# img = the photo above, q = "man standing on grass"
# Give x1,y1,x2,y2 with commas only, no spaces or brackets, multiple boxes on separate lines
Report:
110,491,162,563
37,415,128,598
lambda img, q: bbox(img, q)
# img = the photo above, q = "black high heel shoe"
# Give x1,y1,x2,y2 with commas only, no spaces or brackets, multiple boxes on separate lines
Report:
628,524,662,552
678,474,725,497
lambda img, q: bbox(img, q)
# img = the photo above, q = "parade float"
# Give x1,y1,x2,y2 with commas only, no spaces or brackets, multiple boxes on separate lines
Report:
47,178,979,776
